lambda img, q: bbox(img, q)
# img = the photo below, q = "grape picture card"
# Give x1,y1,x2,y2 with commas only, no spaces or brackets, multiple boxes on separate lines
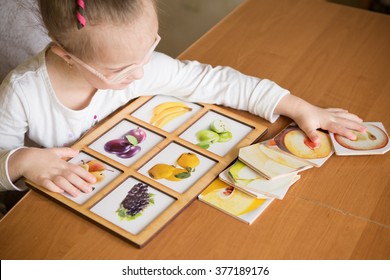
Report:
90,177,175,235
329,122,390,156
271,123,334,167
198,178,273,224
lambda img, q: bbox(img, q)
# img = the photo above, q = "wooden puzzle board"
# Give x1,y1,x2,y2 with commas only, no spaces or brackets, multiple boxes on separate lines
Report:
26,95,267,248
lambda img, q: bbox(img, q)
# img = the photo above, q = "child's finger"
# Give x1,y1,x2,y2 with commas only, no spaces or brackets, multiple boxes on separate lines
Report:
51,175,81,197
335,112,364,124
65,167,94,193
302,128,320,147
40,178,65,194
51,147,80,159
41,175,81,197
327,122,358,140
336,118,367,134
326,108,348,113
69,163,97,184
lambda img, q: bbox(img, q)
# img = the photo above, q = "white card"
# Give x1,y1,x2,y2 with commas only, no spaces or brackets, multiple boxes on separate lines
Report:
330,122,390,156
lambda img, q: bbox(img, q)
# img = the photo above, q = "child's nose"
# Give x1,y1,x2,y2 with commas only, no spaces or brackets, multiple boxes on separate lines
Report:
131,67,144,80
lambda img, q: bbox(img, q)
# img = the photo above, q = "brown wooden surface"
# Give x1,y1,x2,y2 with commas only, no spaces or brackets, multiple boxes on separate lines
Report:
1,0,389,259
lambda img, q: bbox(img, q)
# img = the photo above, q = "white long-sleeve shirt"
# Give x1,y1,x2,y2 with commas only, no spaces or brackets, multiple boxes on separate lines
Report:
0,48,289,191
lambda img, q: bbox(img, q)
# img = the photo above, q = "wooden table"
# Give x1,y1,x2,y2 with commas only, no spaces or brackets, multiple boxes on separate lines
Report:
1,0,389,259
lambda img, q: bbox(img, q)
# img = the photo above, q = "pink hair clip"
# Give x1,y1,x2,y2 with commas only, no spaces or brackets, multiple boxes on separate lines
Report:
76,0,86,29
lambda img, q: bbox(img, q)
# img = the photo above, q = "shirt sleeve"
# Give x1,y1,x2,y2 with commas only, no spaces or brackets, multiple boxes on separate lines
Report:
0,77,29,192
0,148,28,191
0,80,29,150
136,52,290,123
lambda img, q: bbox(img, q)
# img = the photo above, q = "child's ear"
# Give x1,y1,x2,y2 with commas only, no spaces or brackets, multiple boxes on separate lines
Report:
51,45,72,64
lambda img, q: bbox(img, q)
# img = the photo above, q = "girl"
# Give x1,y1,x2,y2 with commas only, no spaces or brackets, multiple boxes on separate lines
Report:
0,0,365,197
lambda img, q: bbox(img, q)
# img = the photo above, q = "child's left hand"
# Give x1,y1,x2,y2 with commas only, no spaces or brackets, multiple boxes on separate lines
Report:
275,95,366,147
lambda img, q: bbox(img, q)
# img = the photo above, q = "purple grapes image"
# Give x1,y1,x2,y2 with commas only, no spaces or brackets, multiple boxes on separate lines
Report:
104,127,147,158
116,183,155,221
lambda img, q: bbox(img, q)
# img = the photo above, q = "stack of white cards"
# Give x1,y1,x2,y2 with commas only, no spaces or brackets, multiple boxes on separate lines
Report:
199,122,389,224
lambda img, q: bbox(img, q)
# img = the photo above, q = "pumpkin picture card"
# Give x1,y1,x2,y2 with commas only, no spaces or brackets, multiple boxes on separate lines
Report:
329,122,390,156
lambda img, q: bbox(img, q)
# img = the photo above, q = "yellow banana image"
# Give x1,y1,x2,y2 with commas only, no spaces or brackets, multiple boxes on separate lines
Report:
150,101,192,128
150,106,191,125
154,108,191,128
152,101,188,116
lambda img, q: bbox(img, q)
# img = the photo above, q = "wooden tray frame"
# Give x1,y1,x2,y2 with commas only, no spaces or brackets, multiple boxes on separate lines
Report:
26,95,267,248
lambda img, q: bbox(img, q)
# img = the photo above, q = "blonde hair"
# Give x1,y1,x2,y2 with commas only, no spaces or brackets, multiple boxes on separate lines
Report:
38,0,156,61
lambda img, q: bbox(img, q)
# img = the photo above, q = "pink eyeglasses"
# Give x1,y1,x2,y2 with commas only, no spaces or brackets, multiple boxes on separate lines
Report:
62,35,161,84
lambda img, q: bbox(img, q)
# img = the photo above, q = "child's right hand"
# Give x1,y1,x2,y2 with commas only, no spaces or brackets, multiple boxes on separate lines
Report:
9,147,95,197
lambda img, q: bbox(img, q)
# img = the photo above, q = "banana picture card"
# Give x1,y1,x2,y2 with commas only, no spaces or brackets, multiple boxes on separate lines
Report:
131,95,203,133
198,178,274,224
329,122,390,156
26,95,268,248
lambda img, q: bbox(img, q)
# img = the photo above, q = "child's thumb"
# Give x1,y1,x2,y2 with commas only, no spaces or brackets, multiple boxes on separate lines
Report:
303,129,320,148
